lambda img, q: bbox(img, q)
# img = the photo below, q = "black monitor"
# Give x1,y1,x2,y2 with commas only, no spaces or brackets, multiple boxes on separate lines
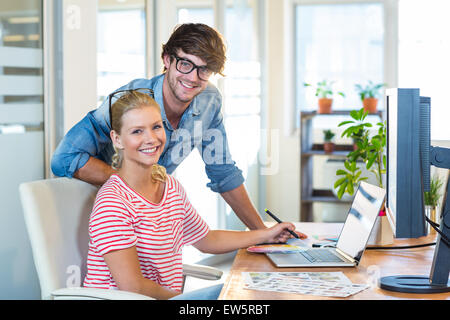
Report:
380,88,450,293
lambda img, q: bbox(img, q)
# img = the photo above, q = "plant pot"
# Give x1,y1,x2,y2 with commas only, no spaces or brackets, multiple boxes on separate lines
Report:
318,98,333,114
425,205,437,235
362,98,378,113
323,142,334,153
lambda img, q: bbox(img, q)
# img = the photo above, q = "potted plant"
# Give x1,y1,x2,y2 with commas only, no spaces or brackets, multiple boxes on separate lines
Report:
304,80,345,114
355,80,386,113
424,174,444,234
323,129,335,153
334,108,386,199
334,108,391,245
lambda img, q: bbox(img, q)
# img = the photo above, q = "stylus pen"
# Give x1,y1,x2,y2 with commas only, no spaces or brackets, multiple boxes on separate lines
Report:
264,208,299,239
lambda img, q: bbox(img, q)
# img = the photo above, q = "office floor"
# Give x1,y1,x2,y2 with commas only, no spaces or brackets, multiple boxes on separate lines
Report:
183,258,233,293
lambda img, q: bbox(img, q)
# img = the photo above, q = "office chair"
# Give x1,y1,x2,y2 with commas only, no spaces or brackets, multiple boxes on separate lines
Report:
19,177,222,300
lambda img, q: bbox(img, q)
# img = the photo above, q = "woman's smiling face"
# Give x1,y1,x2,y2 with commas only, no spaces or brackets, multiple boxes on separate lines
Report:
112,105,166,168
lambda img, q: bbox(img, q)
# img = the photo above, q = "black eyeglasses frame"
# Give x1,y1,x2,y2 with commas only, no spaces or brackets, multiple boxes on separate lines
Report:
171,55,212,81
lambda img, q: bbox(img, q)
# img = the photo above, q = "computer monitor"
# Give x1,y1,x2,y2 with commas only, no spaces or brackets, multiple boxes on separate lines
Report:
380,88,450,293
384,88,427,238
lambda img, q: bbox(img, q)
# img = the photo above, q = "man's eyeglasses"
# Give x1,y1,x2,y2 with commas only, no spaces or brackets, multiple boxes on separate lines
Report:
172,55,212,81
108,88,154,129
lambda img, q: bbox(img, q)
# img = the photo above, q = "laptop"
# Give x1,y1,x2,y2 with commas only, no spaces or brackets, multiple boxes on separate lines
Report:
266,181,386,267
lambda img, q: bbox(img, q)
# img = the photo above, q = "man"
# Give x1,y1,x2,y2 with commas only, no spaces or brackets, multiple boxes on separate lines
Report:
52,23,305,236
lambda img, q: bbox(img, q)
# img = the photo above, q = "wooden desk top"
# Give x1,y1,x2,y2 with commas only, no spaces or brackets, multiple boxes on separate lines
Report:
219,222,449,300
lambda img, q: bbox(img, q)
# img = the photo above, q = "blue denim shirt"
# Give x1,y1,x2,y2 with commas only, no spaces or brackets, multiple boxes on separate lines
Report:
51,74,244,193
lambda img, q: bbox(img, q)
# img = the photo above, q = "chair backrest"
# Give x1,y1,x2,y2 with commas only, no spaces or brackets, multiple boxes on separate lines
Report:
19,178,99,299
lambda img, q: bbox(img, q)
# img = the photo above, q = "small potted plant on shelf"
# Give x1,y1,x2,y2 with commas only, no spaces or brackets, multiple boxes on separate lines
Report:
355,80,386,113
304,80,345,114
323,129,335,154
424,174,444,234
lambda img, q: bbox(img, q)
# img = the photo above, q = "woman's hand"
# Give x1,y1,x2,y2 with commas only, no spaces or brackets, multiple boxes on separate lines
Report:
264,222,300,243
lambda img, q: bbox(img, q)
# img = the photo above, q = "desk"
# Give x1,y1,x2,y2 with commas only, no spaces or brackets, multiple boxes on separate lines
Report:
219,222,449,300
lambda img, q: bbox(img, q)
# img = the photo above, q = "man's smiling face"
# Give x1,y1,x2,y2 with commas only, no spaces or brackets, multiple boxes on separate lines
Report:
163,50,210,105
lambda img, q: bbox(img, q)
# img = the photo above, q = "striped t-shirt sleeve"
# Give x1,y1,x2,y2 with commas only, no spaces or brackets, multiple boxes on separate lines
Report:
89,189,138,256
172,178,210,246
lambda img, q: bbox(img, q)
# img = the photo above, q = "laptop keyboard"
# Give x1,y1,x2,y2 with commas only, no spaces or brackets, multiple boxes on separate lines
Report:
300,249,345,263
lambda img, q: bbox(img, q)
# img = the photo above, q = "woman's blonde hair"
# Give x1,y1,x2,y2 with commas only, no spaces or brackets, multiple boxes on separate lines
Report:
110,89,167,183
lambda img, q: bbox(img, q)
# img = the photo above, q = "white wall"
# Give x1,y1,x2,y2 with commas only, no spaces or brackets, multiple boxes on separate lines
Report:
264,0,301,223
62,0,98,134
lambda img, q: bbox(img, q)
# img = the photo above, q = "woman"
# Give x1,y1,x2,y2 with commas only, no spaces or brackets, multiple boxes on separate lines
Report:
83,89,300,299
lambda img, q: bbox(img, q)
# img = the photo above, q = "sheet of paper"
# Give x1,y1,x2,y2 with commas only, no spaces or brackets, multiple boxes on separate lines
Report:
242,272,368,298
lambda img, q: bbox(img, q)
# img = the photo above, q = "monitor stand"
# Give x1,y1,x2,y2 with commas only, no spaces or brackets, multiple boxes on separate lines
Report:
380,146,450,294
380,276,450,294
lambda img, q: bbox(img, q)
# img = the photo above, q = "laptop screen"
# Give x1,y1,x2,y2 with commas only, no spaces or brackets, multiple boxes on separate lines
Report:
336,181,386,262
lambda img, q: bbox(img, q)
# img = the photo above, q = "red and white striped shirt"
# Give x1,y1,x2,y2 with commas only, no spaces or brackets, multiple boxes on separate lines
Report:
83,174,210,292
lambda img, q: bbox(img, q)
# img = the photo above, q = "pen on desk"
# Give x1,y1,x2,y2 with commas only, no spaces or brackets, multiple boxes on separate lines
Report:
264,208,299,239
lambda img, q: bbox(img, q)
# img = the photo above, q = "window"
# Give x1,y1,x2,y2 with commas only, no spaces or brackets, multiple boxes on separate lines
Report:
294,1,386,223
295,2,384,121
398,0,450,140
97,0,146,105
222,2,262,231
0,0,44,298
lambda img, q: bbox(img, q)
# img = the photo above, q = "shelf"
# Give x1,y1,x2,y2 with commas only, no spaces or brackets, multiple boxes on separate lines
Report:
301,189,353,204
300,109,384,120
299,109,383,221
302,144,353,157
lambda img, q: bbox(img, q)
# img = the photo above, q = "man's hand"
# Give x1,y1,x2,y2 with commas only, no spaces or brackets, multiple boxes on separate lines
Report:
73,157,116,186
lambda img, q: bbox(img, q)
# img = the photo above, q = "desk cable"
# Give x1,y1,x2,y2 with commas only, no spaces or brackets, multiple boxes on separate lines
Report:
366,242,436,250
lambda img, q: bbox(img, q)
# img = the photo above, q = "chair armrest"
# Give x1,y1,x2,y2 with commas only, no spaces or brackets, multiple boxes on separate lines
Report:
51,287,154,300
182,263,223,281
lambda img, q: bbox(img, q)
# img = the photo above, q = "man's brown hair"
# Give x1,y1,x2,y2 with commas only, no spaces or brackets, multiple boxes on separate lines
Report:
161,23,227,76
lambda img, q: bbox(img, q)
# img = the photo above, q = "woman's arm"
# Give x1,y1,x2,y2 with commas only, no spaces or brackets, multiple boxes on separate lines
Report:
193,222,296,254
102,246,180,300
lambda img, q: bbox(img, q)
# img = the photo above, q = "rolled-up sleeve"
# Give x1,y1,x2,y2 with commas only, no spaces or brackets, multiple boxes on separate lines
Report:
205,166,244,193
51,110,113,178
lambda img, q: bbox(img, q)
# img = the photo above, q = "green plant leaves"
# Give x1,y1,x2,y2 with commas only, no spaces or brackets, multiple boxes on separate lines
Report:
354,81,386,100
337,120,354,127
335,107,387,198
424,175,444,206
303,80,345,99
366,153,377,170
323,129,335,141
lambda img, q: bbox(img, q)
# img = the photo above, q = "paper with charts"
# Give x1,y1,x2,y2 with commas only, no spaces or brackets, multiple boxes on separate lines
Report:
242,272,369,298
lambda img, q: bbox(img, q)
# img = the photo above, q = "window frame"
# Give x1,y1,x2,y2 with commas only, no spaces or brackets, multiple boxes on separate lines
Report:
292,0,398,128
